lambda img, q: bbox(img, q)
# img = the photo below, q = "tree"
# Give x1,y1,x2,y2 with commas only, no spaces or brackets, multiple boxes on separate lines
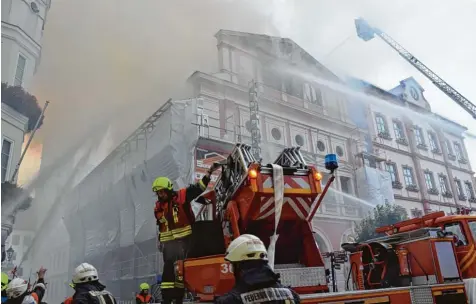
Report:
355,202,409,242
1,82,43,132
1,182,32,263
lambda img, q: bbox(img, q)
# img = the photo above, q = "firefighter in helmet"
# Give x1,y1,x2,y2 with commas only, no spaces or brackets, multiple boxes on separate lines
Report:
153,163,219,304
214,234,301,304
5,267,47,304
71,263,116,304
135,283,151,304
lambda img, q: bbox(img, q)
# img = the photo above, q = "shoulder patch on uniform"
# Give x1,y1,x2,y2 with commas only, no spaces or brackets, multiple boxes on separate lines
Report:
240,287,295,304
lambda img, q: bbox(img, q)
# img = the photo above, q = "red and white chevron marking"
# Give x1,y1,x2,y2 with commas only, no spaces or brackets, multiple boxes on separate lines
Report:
262,176,311,189
257,196,313,220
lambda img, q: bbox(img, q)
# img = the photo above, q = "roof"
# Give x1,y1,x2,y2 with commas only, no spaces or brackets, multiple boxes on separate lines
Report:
345,77,467,131
214,29,341,82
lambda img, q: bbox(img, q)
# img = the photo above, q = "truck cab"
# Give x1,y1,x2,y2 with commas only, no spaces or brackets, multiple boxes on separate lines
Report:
375,210,476,279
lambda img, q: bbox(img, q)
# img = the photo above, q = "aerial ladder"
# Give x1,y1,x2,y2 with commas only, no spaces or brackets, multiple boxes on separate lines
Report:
355,18,476,120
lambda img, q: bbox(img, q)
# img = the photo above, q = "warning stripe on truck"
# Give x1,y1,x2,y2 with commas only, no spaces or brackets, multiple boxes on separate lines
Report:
257,196,312,220
262,176,311,189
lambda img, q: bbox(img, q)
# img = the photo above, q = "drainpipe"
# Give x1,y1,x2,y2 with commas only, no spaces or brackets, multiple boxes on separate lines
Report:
434,128,459,206
403,119,430,213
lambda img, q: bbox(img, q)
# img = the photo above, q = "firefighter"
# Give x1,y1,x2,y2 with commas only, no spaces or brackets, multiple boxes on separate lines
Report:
153,163,220,304
5,267,47,304
71,263,116,304
1,272,9,303
135,283,151,304
61,283,75,304
214,234,301,304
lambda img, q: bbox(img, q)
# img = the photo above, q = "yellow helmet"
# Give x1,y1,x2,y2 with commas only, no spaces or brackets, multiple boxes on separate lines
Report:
139,283,150,291
1,272,9,291
152,177,173,192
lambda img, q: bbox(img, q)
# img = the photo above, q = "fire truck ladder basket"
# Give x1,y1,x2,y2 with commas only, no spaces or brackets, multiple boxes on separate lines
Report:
273,147,308,169
214,143,257,211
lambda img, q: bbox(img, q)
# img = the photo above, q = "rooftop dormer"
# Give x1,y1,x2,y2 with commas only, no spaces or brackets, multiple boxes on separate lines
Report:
389,77,431,111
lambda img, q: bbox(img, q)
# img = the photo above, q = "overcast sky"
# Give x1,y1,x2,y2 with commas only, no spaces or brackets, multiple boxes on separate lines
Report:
28,0,476,175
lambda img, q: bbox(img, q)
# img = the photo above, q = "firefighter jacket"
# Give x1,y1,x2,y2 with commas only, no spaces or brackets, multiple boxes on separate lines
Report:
214,263,301,304
72,282,116,304
135,293,151,304
62,297,73,304
154,175,210,242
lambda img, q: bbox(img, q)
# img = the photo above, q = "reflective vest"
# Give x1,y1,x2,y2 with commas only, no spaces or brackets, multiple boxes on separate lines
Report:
154,188,193,242
136,294,151,304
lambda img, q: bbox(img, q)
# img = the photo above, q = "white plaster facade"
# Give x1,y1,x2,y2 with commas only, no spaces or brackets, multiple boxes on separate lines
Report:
356,77,476,217
1,103,29,183
2,0,51,90
188,30,368,251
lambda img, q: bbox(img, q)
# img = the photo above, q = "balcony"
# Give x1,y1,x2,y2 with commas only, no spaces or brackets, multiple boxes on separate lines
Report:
405,184,419,192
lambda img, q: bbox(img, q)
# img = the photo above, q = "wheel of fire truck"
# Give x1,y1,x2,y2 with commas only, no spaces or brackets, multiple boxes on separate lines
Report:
359,242,389,289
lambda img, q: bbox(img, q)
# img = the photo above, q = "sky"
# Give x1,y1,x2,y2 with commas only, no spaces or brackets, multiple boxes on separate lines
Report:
20,0,476,182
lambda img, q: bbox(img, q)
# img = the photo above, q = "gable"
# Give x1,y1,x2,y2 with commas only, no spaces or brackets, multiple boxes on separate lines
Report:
389,77,431,110
215,30,340,82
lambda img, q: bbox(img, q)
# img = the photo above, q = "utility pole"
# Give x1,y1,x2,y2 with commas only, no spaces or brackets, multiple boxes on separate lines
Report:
10,101,50,184
249,80,261,161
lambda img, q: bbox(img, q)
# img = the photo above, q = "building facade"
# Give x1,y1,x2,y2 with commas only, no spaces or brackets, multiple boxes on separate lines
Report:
350,77,476,218
2,0,51,90
187,30,368,253
1,104,29,183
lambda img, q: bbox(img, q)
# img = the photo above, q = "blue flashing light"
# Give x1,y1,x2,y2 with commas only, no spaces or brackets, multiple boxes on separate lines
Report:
156,274,162,284
325,154,339,171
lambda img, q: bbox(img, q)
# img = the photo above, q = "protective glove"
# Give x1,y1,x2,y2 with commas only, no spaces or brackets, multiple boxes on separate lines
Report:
208,162,221,174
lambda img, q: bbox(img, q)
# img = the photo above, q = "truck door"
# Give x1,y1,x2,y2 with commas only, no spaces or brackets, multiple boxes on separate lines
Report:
443,221,474,277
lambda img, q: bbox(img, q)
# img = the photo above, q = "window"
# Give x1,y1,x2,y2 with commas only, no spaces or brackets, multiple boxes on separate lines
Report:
11,234,20,246
393,120,405,140
316,140,326,152
336,146,344,157
469,221,476,242
271,128,282,140
340,176,351,194
385,162,398,182
14,54,27,86
444,140,453,155
375,114,387,134
428,132,439,152
283,77,303,98
295,134,304,146
23,235,32,247
444,222,468,246
402,166,415,186
455,179,465,199
454,142,463,160
439,174,449,193
262,68,282,91
465,181,475,199
303,83,322,105
424,170,436,191
1,139,13,182
414,126,425,146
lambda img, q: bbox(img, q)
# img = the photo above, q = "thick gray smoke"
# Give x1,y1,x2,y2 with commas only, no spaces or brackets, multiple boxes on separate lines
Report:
32,0,286,165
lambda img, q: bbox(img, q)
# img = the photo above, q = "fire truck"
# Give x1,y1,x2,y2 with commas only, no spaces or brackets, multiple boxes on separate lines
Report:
173,143,471,303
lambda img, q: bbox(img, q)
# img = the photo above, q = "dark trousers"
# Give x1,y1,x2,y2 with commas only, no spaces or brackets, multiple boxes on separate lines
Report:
160,236,191,304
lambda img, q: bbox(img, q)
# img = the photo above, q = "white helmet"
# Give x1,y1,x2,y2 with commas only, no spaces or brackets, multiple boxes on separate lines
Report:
225,234,268,263
72,263,98,284
6,278,28,299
